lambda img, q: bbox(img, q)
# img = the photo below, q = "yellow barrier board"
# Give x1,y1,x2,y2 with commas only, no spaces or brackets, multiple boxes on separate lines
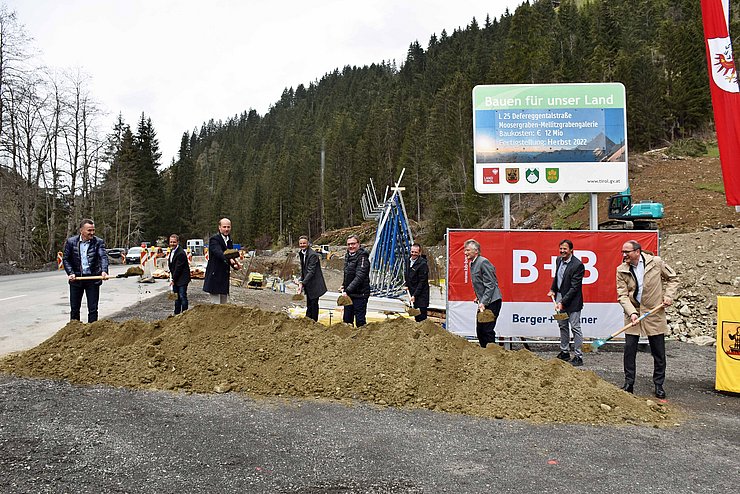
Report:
716,296,740,393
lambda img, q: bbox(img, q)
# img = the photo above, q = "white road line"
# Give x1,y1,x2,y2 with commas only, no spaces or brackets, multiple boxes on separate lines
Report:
0,295,27,302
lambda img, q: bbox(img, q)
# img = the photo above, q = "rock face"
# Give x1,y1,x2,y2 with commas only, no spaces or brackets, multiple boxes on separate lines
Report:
661,228,739,345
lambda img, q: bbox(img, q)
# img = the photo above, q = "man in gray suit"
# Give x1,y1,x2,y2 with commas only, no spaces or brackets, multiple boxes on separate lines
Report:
464,239,503,348
297,236,327,321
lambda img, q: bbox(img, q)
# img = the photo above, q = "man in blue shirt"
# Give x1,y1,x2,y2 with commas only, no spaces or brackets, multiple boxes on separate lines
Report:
62,219,109,322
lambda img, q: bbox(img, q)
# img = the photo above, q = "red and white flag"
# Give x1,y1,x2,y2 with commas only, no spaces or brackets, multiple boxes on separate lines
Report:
701,0,740,206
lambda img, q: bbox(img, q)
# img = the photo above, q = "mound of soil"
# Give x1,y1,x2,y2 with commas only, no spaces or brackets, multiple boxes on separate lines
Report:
0,304,676,426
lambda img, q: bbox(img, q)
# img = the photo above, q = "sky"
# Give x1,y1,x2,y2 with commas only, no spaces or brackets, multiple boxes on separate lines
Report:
5,0,521,165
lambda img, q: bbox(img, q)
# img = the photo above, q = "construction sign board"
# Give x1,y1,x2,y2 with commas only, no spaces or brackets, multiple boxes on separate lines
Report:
446,229,658,339
716,296,740,393
472,83,628,193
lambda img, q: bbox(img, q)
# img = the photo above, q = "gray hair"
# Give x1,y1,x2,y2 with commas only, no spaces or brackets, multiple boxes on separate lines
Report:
464,239,480,253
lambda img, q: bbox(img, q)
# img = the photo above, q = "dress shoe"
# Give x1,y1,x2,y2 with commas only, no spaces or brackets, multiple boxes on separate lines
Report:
654,384,666,399
556,351,570,361
621,383,634,393
570,356,583,367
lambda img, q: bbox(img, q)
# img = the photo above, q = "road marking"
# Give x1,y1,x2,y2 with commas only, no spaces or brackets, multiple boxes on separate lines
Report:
0,295,27,302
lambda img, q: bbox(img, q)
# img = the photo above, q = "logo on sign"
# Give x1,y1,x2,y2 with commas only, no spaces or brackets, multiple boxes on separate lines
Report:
506,168,519,183
525,168,539,184
483,167,500,184
721,321,740,360
546,168,559,183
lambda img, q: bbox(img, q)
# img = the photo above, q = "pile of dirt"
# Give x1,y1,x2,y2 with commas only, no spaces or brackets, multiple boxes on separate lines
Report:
0,304,676,426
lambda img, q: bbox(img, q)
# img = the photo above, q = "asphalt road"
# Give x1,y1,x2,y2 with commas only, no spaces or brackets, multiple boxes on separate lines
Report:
0,266,169,355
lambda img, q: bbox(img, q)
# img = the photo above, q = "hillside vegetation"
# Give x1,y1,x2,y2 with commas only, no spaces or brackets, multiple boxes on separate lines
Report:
1,0,736,268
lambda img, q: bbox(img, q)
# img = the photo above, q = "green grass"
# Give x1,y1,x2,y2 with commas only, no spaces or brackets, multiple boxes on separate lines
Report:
552,193,588,230
705,143,720,157
694,182,725,193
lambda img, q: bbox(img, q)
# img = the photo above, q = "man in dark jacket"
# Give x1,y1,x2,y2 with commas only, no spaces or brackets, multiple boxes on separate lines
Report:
405,243,430,322
547,239,585,366
203,218,241,303
168,234,191,314
297,235,327,321
341,234,371,327
62,218,109,323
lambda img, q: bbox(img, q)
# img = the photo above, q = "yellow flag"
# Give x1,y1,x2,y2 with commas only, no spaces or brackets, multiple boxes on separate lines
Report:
716,296,740,392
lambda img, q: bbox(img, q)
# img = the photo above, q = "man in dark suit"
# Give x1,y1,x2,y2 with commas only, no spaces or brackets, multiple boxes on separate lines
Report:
405,243,430,322
203,218,241,304
297,236,328,321
62,218,109,323
168,234,191,314
464,239,502,348
547,239,585,366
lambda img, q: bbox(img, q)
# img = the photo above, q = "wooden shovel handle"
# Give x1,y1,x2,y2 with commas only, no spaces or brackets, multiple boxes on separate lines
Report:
608,303,666,339
72,275,108,281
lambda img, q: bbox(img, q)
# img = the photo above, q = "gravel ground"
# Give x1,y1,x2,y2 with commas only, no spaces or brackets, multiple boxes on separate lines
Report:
1,281,739,493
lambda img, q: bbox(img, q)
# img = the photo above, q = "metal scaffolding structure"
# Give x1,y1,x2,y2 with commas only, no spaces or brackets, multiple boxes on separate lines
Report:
365,169,414,297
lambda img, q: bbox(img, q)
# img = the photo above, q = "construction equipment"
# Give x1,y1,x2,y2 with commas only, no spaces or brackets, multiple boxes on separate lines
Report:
311,245,332,259
591,303,666,351
599,188,664,230
247,272,264,288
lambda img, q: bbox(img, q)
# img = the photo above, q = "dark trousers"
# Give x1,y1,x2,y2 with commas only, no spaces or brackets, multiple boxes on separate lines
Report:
624,333,666,386
173,284,189,314
306,296,320,321
476,299,502,348
343,296,368,327
414,306,428,323
69,280,101,323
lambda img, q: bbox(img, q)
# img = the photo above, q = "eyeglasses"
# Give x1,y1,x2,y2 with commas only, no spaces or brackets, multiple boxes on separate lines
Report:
621,250,635,254
347,241,358,246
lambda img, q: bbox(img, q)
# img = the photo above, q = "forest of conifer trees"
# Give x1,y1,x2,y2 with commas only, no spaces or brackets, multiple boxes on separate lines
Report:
0,0,736,267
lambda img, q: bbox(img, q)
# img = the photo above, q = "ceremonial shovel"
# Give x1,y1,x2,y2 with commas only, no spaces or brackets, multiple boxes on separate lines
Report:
591,303,666,352
550,295,569,321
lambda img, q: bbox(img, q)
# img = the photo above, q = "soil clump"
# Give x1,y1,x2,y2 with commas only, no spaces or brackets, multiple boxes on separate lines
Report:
0,304,675,426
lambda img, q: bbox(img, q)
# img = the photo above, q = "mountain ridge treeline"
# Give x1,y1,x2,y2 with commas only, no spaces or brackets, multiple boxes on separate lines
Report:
159,0,721,248
0,0,734,268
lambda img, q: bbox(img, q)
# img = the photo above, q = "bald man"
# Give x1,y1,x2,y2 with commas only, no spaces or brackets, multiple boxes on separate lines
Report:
203,218,241,304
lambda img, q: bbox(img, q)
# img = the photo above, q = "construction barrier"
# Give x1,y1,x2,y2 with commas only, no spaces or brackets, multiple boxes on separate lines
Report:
716,296,740,393
56,251,63,270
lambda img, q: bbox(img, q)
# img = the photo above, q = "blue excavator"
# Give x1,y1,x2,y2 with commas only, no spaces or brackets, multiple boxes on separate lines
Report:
598,188,664,230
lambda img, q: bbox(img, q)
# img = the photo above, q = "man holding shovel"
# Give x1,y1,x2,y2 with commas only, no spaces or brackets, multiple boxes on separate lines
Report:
168,234,191,314
405,243,429,322
464,239,502,348
547,239,585,366
617,240,678,398
62,219,109,323
203,218,241,304
340,234,370,327
297,236,327,321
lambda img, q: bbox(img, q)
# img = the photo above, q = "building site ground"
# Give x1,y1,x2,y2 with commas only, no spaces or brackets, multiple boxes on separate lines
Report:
0,152,738,493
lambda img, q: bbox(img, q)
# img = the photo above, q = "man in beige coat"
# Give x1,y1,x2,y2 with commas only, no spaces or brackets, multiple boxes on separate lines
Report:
616,240,679,398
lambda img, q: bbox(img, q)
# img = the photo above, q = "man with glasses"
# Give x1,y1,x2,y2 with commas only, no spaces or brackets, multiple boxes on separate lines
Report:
616,240,678,398
340,234,370,327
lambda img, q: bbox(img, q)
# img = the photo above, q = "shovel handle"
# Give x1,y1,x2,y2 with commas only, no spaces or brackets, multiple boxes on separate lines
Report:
605,303,666,341
71,275,108,281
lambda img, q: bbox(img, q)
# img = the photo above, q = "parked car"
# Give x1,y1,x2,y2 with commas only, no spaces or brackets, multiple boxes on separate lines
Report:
106,247,126,264
125,246,144,264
